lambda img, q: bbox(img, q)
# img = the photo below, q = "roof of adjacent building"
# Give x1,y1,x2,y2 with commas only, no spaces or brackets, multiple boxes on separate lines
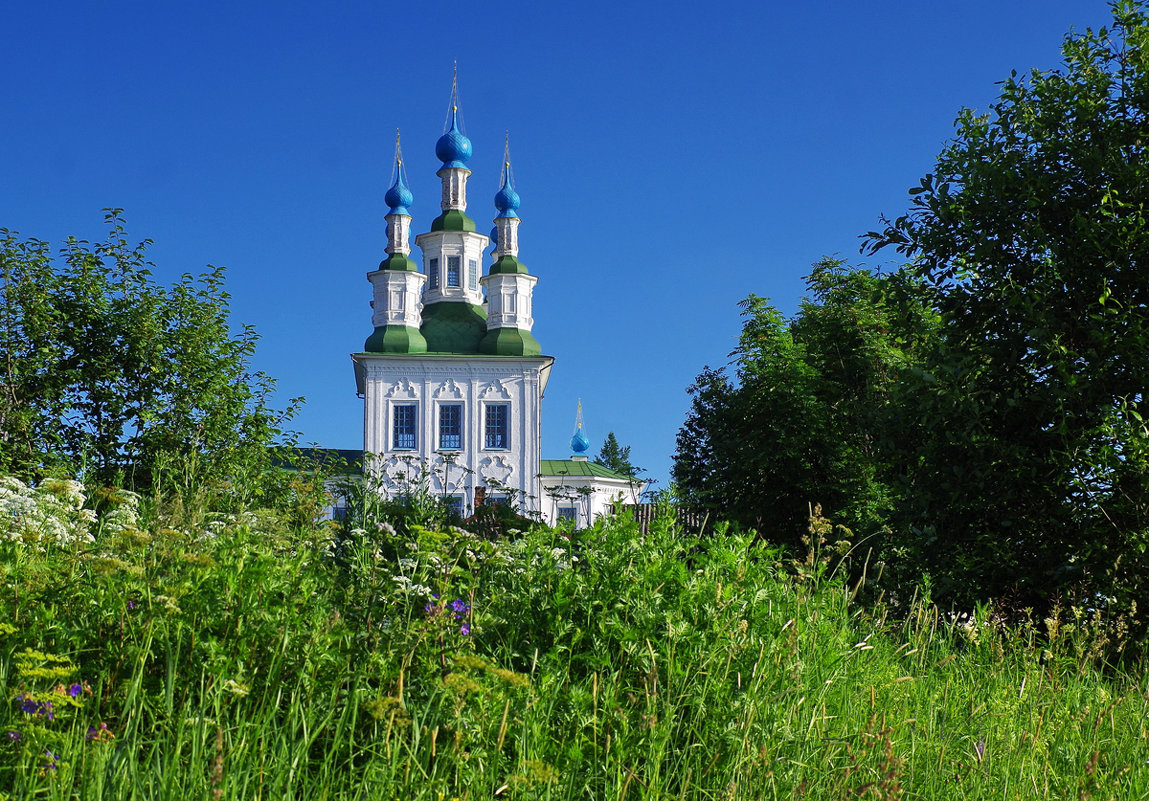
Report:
540,459,637,481
278,448,364,475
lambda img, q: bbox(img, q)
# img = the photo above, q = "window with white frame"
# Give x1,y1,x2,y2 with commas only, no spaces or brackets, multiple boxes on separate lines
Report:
428,257,439,289
557,506,577,522
393,404,417,450
444,496,465,517
438,404,463,450
484,403,509,449
447,256,461,287
468,259,478,290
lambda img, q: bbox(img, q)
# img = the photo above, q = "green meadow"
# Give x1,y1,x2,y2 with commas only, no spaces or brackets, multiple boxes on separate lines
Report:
2,476,1146,800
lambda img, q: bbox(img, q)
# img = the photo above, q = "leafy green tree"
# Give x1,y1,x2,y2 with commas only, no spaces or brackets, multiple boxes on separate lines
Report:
594,431,640,477
674,259,936,550
0,211,299,496
864,1,1149,606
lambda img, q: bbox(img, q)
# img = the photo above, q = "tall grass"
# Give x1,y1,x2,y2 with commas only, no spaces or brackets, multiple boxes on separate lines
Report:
1,477,1146,799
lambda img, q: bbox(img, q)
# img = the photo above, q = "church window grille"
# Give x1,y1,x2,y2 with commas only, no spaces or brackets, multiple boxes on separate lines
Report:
439,404,463,450
468,259,478,290
428,258,439,290
393,404,417,450
447,256,461,287
484,404,509,449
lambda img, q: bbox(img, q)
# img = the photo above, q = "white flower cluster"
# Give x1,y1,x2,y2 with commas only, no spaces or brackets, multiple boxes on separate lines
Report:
0,476,97,550
100,487,142,535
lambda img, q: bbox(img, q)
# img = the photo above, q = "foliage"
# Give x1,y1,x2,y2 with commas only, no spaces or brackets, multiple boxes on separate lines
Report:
593,432,640,478
1,475,1146,798
0,211,299,496
863,1,1149,607
673,258,937,550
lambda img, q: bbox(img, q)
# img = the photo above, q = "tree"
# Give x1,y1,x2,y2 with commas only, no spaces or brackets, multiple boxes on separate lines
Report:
864,1,1149,607
674,259,936,551
0,211,299,496
595,431,639,478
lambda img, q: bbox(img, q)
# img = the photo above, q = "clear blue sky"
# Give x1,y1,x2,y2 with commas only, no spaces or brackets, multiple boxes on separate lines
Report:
2,0,1117,488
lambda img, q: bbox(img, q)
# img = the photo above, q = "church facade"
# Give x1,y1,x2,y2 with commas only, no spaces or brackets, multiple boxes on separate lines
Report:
351,91,640,523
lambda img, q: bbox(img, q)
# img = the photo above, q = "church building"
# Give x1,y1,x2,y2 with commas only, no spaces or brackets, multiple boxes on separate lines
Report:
351,86,641,524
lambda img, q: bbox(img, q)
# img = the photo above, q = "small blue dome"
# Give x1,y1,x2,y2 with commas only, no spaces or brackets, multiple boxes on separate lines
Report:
570,430,590,454
384,167,413,216
489,226,499,250
494,178,520,220
436,107,472,169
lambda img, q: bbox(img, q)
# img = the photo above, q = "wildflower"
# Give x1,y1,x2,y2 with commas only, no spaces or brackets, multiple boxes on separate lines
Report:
68,683,82,697
450,598,470,616
6,730,20,742
459,623,471,636
18,696,54,720
43,749,58,771
86,722,114,743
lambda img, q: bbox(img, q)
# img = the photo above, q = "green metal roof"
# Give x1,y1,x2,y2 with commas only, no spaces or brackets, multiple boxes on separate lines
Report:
540,459,637,481
488,254,529,275
277,448,364,475
364,324,428,354
429,209,477,232
420,300,487,354
479,326,541,356
377,252,418,272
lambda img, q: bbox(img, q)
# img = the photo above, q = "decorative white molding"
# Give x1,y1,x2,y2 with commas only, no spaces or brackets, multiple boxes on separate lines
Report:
384,378,418,399
433,378,464,400
480,379,513,400
479,455,514,485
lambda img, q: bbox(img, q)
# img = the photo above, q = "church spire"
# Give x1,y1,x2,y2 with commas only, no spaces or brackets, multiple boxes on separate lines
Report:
492,133,521,259
363,129,427,353
570,398,590,454
383,131,414,263
431,64,476,229
480,136,541,356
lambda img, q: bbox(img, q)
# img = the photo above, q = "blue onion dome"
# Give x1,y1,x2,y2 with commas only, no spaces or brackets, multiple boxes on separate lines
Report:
570,430,590,454
435,106,472,168
494,168,520,220
489,226,499,250
384,163,413,216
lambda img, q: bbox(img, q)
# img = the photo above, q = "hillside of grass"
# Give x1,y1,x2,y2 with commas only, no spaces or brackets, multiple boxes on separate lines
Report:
2,476,1147,800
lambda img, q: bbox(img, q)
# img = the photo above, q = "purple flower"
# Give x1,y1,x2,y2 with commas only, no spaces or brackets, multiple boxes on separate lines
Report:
86,722,113,742
19,697,54,719
127,600,136,610
43,750,58,770
68,683,82,697
459,623,471,636
6,730,20,742
450,598,469,614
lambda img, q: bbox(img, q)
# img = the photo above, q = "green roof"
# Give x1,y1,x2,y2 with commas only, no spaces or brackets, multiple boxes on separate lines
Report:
479,326,541,356
540,459,637,481
429,209,477,232
489,254,529,275
421,300,487,354
277,448,364,475
364,324,428,354
377,252,418,272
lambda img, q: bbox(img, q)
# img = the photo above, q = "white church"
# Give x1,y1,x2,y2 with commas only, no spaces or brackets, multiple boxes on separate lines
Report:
348,87,643,526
